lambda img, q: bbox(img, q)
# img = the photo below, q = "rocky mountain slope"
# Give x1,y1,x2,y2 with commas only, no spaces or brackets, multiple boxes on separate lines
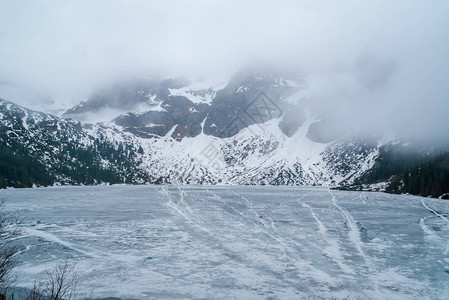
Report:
0,99,146,187
2,68,445,196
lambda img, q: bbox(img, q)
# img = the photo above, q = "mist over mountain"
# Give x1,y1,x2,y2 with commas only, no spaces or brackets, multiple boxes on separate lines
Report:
1,1,448,147
0,1,448,197
0,66,447,198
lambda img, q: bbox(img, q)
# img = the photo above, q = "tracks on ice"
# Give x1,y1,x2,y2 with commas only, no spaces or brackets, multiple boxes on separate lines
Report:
328,190,375,270
159,186,214,234
187,187,338,290
23,226,100,258
227,188,275,230
420,199,449,255
421,199,449,225
297,191,355,274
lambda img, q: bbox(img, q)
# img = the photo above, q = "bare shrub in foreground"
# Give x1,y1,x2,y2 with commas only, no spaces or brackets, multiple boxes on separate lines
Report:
26,261,92,300
0,202,21,294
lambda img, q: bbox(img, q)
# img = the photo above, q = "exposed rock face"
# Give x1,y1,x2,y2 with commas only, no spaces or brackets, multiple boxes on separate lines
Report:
203,69,301,138
114,96,209,140
278,105,307,137
107,68,305,140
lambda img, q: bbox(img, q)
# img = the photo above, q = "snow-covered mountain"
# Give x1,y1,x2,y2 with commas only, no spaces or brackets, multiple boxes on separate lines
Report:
1,68,397,187
0,99,148,186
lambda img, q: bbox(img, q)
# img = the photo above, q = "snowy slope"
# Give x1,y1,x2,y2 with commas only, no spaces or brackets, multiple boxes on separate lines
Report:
124,112,379,185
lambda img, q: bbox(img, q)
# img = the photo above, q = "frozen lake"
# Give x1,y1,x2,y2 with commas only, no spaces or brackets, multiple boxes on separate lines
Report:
1,185,449,299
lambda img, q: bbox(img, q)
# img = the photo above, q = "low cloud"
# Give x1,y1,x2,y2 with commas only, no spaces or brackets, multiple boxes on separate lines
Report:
0,0,448,145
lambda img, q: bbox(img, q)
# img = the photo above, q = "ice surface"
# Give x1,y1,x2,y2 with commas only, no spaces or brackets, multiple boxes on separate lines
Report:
1,186,449,299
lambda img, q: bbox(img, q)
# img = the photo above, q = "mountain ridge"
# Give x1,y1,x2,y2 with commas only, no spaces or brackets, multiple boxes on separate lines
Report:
1,69,447,198
0,96,380,188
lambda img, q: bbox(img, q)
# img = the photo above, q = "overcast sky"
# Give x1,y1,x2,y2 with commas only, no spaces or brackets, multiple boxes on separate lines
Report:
0,0,448,143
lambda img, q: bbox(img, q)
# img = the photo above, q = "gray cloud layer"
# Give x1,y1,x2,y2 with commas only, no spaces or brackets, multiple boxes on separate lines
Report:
0,0,448,144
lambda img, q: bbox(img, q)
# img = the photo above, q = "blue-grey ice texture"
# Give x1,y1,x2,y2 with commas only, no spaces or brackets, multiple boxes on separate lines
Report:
1,186,449,299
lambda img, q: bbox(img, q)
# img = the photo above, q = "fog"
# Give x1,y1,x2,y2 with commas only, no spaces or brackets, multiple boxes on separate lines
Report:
0,0,448,144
